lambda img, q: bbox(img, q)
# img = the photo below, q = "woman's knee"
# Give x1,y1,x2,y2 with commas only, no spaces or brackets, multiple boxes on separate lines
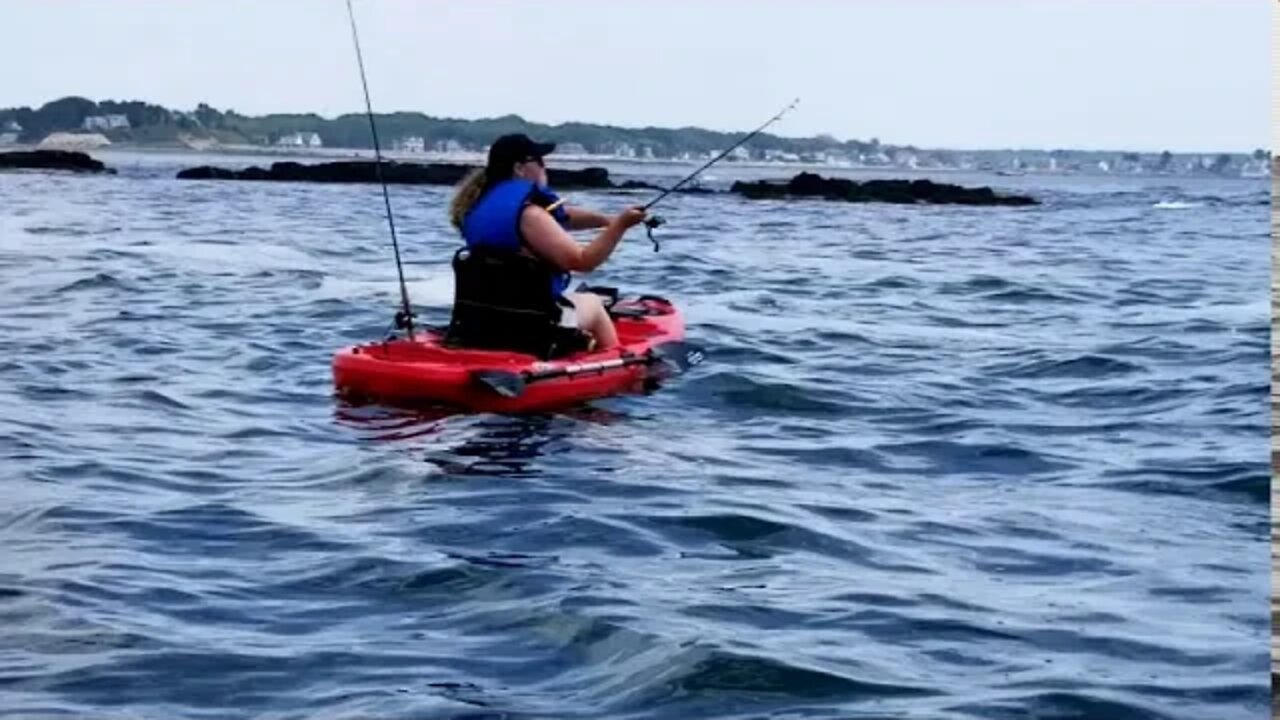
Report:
568,292,603,321
567,292,617,346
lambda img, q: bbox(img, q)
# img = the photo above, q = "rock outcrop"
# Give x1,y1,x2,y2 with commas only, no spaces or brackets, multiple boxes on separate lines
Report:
175,162,1038,207
616,179,716,194
0,149,113,174
177,160,614,190
731,172,1038,206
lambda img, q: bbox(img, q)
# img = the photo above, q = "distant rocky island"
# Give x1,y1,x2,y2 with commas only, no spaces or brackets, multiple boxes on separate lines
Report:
731,172,1037,206
0,149,112,174
0,149,1038,205
0,95,1270,179
175,160,616,190
173,159,1037,206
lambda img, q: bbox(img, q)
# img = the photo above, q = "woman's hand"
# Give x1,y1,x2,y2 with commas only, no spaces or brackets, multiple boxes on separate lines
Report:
611,206,648,229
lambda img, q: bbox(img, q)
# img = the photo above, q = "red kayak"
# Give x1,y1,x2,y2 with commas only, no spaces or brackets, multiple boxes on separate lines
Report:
332,294,702,413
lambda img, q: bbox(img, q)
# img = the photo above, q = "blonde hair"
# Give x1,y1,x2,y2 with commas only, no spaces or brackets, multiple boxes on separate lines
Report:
449,166,489,230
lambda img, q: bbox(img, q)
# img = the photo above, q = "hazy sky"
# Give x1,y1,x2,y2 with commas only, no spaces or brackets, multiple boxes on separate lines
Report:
1,0,1269,152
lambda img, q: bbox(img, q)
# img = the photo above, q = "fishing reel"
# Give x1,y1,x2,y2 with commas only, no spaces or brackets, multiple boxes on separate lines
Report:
643,214,666,251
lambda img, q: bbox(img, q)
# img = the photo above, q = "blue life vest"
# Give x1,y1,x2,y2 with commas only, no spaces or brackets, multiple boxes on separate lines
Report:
460,178,573,297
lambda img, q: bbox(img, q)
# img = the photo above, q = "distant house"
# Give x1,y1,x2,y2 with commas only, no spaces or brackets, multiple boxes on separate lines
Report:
558,142,587,155
276,131,322,148
2,120,21,133
0,132,17,145
82,114,130,131
434,139,464,153
1240,159,1271,178
400,136,426,152
606,142,636,158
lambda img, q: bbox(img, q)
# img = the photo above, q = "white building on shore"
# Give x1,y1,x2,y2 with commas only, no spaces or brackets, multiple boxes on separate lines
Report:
399,136,426,152
0,121,19,145
82,114,130,131
1240,159,1271,177
276,131,323,148
434,139,464,154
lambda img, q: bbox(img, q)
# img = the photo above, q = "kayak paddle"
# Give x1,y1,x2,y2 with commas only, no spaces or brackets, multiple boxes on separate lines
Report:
471,341,705,398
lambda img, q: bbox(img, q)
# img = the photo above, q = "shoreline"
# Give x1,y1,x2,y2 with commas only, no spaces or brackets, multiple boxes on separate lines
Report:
3,140,1261,182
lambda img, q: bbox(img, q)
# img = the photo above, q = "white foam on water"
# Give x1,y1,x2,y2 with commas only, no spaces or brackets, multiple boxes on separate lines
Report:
318,267,454,307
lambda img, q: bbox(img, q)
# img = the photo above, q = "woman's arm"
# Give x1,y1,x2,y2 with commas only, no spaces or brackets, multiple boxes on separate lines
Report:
520,205,646,273
564,206,611,230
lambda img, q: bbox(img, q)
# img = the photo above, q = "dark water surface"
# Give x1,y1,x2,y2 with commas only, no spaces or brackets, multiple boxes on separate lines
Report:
0,153,1270,719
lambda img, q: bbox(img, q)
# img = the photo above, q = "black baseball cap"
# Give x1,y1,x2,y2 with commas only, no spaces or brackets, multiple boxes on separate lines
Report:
487,133,555,172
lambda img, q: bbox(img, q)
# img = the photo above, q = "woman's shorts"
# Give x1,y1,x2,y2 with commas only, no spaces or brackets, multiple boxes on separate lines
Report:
555,294,579,328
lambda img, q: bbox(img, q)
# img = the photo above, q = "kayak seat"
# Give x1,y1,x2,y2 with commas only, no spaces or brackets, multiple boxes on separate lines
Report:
441,246,592,360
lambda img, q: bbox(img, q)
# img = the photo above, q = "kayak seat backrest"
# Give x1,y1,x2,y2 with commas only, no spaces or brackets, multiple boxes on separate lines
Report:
442,246,591,359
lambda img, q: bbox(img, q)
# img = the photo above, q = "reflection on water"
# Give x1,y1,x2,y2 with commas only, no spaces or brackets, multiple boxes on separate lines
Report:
335,400,632,477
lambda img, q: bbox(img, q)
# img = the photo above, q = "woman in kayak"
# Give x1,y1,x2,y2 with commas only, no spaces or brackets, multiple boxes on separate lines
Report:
449,133,648,350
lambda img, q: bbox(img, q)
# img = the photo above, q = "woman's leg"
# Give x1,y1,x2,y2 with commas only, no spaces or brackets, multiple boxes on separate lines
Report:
565,292,618,350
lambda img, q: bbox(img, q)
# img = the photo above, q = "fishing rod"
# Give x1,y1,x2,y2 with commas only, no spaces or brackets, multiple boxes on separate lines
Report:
638,97,799,251
645,95,793,208
345,0,415,340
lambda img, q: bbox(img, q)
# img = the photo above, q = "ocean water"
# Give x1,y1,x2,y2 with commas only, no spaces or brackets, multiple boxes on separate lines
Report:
1270,178,1279,716
0,152,1270,719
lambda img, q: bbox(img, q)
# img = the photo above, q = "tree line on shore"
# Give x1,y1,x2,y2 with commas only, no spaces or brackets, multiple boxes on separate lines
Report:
3,96,1264,176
